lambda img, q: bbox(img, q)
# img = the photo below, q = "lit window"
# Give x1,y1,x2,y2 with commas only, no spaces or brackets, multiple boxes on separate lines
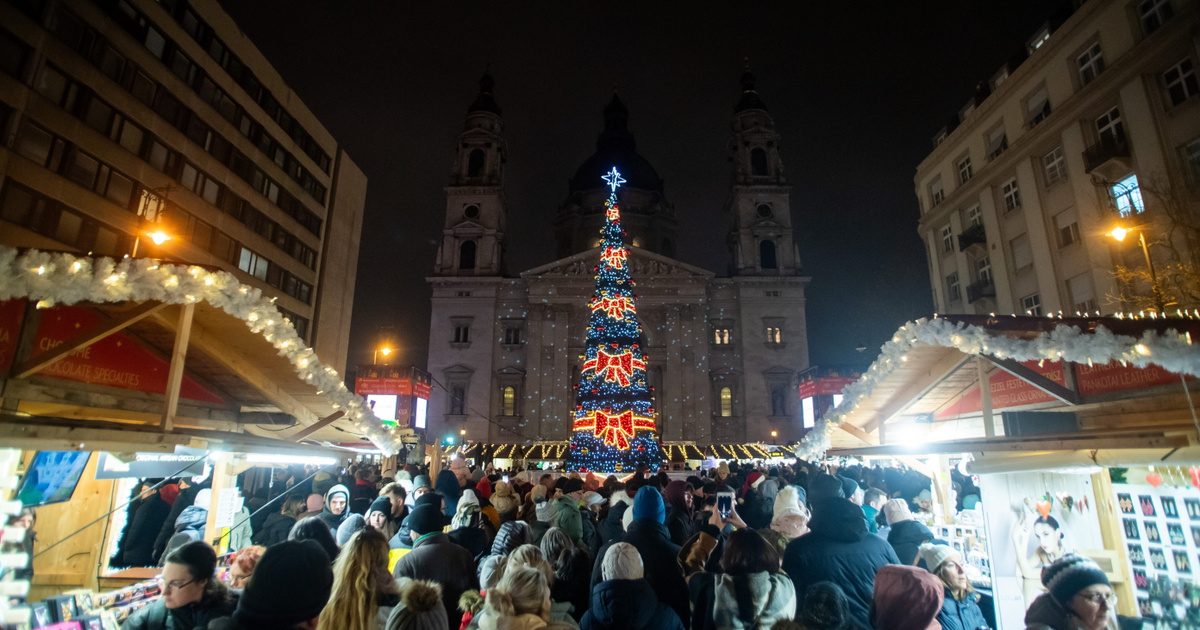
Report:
1002,179,1021,212
1028,27,1050,52
719,386,733,417
957,156,973,184
713,328,732,345
1078,42,1105,85
1043,146,1068,185
1138,0,1173,34
940,225,954,253
1111,174,1144,216
801,397,815,428
946,272,961,301
765,326,783,345
501,385,516,416
1163,58,1198,107
1021,293,1042,316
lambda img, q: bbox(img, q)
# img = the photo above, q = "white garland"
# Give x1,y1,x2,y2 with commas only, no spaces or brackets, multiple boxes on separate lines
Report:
0,247,400,452
795,315,1200,461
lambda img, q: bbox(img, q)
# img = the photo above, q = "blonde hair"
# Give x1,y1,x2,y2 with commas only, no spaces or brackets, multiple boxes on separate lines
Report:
484,565,550,619
317,529,396,630
505,544,554,587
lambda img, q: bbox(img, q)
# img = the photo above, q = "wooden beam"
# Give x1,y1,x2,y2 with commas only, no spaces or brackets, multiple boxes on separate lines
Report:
160,304,194,432
150,311,318,427
288,410,344,442
838,421,879,445
984,355,1082,405
831,431,1191,457
863,351,973,432
0,414,186,452
11,302,168,379
978,357,995,438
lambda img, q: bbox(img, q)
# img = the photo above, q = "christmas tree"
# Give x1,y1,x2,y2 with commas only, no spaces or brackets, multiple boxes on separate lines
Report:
565,166,664,473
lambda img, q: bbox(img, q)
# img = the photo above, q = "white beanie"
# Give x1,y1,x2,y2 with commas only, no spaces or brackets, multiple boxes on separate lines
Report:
883,498,914,525
773,486,805,520
602,542,644,581
919,542,960,572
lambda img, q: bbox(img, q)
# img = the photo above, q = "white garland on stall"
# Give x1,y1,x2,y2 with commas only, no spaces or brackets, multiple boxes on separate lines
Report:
794,315,1200,461
0,247,400,452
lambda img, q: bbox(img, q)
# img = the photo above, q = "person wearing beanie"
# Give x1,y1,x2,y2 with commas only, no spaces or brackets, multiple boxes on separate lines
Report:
759,485,810,556
391,492,444,550
123,541,236,630
581,542,684,630
783,496,899,629
886,500,935,566
795,581,853,630
598,488,630,544
385,578,447,630
435,469,463,518
207,540,333,630
530,484,556,545
806,473,846,505
739,472,773,530
919,543,990,630
318,483,351,536
449,489,492,560
870,565,944,630
591,486,690,625
392,503,477,627
1025,554,1118,630
337,513,368,547
289,515,341,563
490,481,519,521
839,476,861,505
663,480,696,546
367,496,397,539
552,478,585,546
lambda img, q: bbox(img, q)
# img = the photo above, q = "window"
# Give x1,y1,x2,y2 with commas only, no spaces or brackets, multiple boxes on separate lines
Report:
759,240,777,269
1067,273,1097,313
453,324,471,344
503,326,522,345
64,149,100,189
719,386,733,417
14,121,54,166
1111,174,1145,216
1022,293,1043,316
237,247,269,281
1027,86,1051,127
975,256,992,283
966,205,983,227
940,225,954,253
713,327,732,345
1011,234,1033,270
449,385,466,415
467,149,485,178
957,156,973,184
501,386,517,416
1043,146,1068,185
946,272,961,301
456,290,472,297
986,126,1008,161
750,148,768,176
0,28,28,78
1078,42,1105,85
770,384,787,417
756,203,773,218
459,240,476,271
1055,210,1080,247
1138,0,1173,34
764,290,781,297
765,326,783,345
1028,27,1051,52
1184,138,1200,181
929,178,944,207
464,204,480,219
138,189,165,221
1163,58,1198,107
1096,107,1125,146
1002,178,1021,212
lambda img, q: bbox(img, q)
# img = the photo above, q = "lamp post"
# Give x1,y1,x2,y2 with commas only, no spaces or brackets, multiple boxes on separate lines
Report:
1108,225,1166,312
770,429,778,442
373,345,394,365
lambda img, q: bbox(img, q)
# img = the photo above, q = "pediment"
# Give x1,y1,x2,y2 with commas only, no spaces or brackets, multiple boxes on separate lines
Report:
520,246,715,280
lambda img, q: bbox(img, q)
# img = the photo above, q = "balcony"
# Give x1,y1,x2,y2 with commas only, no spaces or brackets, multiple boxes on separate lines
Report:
1083,136,1131,174
966,279,996,304
957,223,987,252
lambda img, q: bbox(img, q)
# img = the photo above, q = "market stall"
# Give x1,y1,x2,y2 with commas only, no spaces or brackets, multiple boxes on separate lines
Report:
801,314,1200,628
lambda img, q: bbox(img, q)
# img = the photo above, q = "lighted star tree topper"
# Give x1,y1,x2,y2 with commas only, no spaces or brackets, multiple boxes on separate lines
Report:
565,166,664,473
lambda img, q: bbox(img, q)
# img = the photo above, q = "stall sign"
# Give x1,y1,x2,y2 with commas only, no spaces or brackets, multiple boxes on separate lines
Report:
798,376,857,399
28,306,224,404
938,360,1182,419
0,299,25,375
95,447,208,479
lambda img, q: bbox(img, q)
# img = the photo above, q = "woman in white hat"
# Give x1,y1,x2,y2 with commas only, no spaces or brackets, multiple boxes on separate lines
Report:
919,542,990,630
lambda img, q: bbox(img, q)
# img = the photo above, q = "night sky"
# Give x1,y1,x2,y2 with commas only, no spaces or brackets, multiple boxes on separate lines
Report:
219,1,1052,372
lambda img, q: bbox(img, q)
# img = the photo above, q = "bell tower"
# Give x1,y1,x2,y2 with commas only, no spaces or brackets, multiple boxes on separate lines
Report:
434,73,507,275
727,64,801,275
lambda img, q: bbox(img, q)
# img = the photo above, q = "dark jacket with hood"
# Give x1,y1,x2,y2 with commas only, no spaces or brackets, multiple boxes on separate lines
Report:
121,492,171,567
888,519,935,565
783,497,899,629
252,512,296,548
591,514,690,624
579,578,684,630
152,481,207,562
317,484,350,536
391,532,476,628
598,500,628,543
435,470,462,517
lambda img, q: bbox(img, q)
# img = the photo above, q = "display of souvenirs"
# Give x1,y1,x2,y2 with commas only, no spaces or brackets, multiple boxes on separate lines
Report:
1113,476,1200,628
936,518,993,589
28,581,153,629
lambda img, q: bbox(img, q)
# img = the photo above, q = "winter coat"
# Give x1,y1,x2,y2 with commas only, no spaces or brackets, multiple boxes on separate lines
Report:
551,546,593,621
122,494,171,567
468,601,579,630
172,505,208,539
530,520,552,546
597,502,628,544
122,587,236,629
551,497,583,544
580,510,601,560
938,588,991,630
591,520,690,626
317,484,350,536
888,519,935,565
783,498,899,629
665,507,696,547
252,512,296,548
448,524,490,561
392,532,477,628
152,483,207,562
579,579,684,630
740,489,772,530
680,524,796,630
1023,592,1121,630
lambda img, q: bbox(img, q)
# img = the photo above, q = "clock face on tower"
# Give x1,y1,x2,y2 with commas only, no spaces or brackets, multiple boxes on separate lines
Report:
756,204,773,218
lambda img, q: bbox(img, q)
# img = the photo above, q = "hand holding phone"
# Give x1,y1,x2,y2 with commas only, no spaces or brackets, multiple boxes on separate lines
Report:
716,491,735,520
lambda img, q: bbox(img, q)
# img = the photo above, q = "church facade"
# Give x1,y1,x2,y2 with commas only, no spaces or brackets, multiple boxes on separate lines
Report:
425,72,811,447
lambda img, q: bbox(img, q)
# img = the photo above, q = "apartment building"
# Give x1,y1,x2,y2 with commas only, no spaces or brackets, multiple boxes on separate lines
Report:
915,0,1199,316
0,0,366,371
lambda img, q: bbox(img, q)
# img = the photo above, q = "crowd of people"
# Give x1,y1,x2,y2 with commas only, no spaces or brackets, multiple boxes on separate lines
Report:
109,459,1133,630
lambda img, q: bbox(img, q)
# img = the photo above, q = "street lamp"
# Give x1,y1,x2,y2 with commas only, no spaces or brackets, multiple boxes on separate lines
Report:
130,228,172,258
459,428,467,441
770,429,778,441
1108,224,1166,312
373,345,394,365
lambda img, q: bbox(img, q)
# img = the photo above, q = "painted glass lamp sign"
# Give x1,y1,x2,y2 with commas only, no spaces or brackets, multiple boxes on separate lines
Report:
565,167,663,472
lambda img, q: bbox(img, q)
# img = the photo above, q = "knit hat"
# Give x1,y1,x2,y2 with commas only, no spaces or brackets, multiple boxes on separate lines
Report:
808,473,845,503
474,477,493,500
582,491,607,508
233,540,332,628
771,486,810,539
415,492,442,509
368,496,392,519
159,483,181,506
336,514,366,546
631,486,665,524
871,565,944,630
741,471,765,495
490,481,518,516
1042,554,1110,606
840,476,860,499
193,488,212,509
918,542,960,573
717,461,730,478
601,542,644,581
883,499,913,525
408,504,445,536
562,477,585,494
412,475,432,491
663,480,690,512
386,578,447,630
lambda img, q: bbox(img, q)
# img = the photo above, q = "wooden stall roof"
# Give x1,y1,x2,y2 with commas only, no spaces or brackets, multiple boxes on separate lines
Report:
820,315,1200,465
447,441,764,462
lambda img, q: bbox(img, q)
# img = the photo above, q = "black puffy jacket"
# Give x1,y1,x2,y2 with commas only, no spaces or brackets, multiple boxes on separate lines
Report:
598,501,628,543
888,519,935,565
253,512,296,548
783,498,899,629
580,578,684,630
591,520,690,626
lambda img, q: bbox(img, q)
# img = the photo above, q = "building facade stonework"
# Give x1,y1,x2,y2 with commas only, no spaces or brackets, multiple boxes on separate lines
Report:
427,71,810,446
